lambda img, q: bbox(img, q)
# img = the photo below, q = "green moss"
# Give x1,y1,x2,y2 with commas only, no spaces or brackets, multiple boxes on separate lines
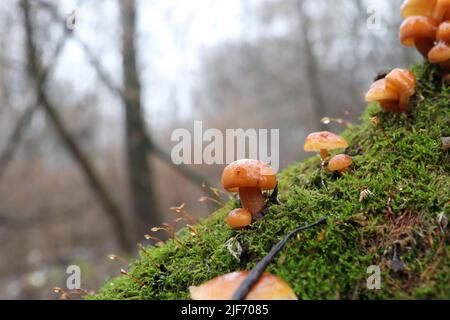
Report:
89,62,449,300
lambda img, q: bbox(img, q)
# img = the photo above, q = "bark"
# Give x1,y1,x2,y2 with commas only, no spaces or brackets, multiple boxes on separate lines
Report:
297,0,327,130
119,0,162,238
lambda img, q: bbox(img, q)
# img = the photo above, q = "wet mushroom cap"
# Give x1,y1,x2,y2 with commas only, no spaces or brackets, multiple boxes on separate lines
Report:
436,20,450,41
401,0,437,18
303,131,348,152
365,69,416,113
399,16,438,47
433,0,450,21
327,154,353,172
428,41,450,63
221,159,277,193
365,79,399,102
385,68,416,110
189,271,298,300
429,20,450,65
385,68,416,98
226,208,252,229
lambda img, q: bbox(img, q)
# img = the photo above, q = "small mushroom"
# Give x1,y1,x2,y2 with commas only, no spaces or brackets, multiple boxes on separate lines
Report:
222,159,277,216
428,21,450,70
365,68,416,113
327,154,353,173
226,208,252,229
189,271,297,300
304,131,349,161
400,16,438,57
385,68,417,111
400,0,437,19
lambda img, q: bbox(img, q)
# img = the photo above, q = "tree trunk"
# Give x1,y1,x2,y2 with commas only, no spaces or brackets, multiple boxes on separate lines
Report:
119,0,162,238
297,0,327,130
21,0,134,253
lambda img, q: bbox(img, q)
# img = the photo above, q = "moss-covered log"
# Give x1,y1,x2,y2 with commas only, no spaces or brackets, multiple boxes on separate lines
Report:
89,63,449,300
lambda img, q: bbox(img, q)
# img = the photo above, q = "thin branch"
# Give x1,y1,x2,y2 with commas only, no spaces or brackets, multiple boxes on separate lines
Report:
232,217,327,300
20,0,134,253
0,23,68,181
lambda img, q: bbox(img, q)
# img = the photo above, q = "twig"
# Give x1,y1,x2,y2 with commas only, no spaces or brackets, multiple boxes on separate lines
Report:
232,217,327,300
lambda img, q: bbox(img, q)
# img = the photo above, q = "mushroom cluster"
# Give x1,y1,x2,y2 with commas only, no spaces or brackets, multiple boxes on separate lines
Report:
185,2,443,302
400,0,450,71
365,68,417,113
222,159,277,229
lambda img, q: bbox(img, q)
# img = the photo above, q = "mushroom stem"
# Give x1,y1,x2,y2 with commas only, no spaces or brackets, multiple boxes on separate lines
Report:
239,187,265,216
415,37,434,58
319,149,329,160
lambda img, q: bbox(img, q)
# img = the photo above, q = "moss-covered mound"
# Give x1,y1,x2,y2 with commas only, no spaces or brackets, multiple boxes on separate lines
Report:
90,63,449,300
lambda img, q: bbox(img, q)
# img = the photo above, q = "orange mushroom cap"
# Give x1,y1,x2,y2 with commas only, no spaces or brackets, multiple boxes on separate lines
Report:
365,69,416,113
436,20,450,41
226,208,252,229
221,159,276,193
327,154,353,172
428,41,450,63
365,79,399,102
385,68,417,111
189,271,298,300
385,68,416,98
399,16,438,56
303,131,348,152
428,21,450,68
433,0,450,22
401,0,437,18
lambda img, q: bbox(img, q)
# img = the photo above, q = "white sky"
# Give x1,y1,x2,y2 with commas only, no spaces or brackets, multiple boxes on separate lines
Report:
51,0,263,132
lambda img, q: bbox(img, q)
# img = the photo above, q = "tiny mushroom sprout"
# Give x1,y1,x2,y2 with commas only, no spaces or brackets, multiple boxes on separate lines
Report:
400,15,438,57
222,159,277,216
304,131,348,161
189,271,298,300
327,154,353,173
428,21,450,70
226,208,252,229
365,68,416,113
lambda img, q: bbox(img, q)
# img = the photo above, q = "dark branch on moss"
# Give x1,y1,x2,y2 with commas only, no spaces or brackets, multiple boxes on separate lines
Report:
232,217,326,300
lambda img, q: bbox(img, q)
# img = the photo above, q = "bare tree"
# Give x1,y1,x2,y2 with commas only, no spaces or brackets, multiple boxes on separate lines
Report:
20,0,134,253
119,0,162,237
297,0,327,130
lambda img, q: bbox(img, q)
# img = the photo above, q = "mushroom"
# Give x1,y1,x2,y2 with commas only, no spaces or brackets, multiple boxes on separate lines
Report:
327,154,353,173
226,208,252,229
189,271,297,300
433,0,450,22
428,21,450,70
222,159,276,216
303,131,348,161
400,0,437,18
365,68,416,113
400,15,438,57
385,68,417,111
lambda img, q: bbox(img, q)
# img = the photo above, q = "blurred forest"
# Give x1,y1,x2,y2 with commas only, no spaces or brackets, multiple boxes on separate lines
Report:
0,0,420,299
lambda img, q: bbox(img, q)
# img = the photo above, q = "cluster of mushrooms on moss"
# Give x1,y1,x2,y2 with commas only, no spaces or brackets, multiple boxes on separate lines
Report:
185,0,443,300
85,0,446,301
400,0,450,76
